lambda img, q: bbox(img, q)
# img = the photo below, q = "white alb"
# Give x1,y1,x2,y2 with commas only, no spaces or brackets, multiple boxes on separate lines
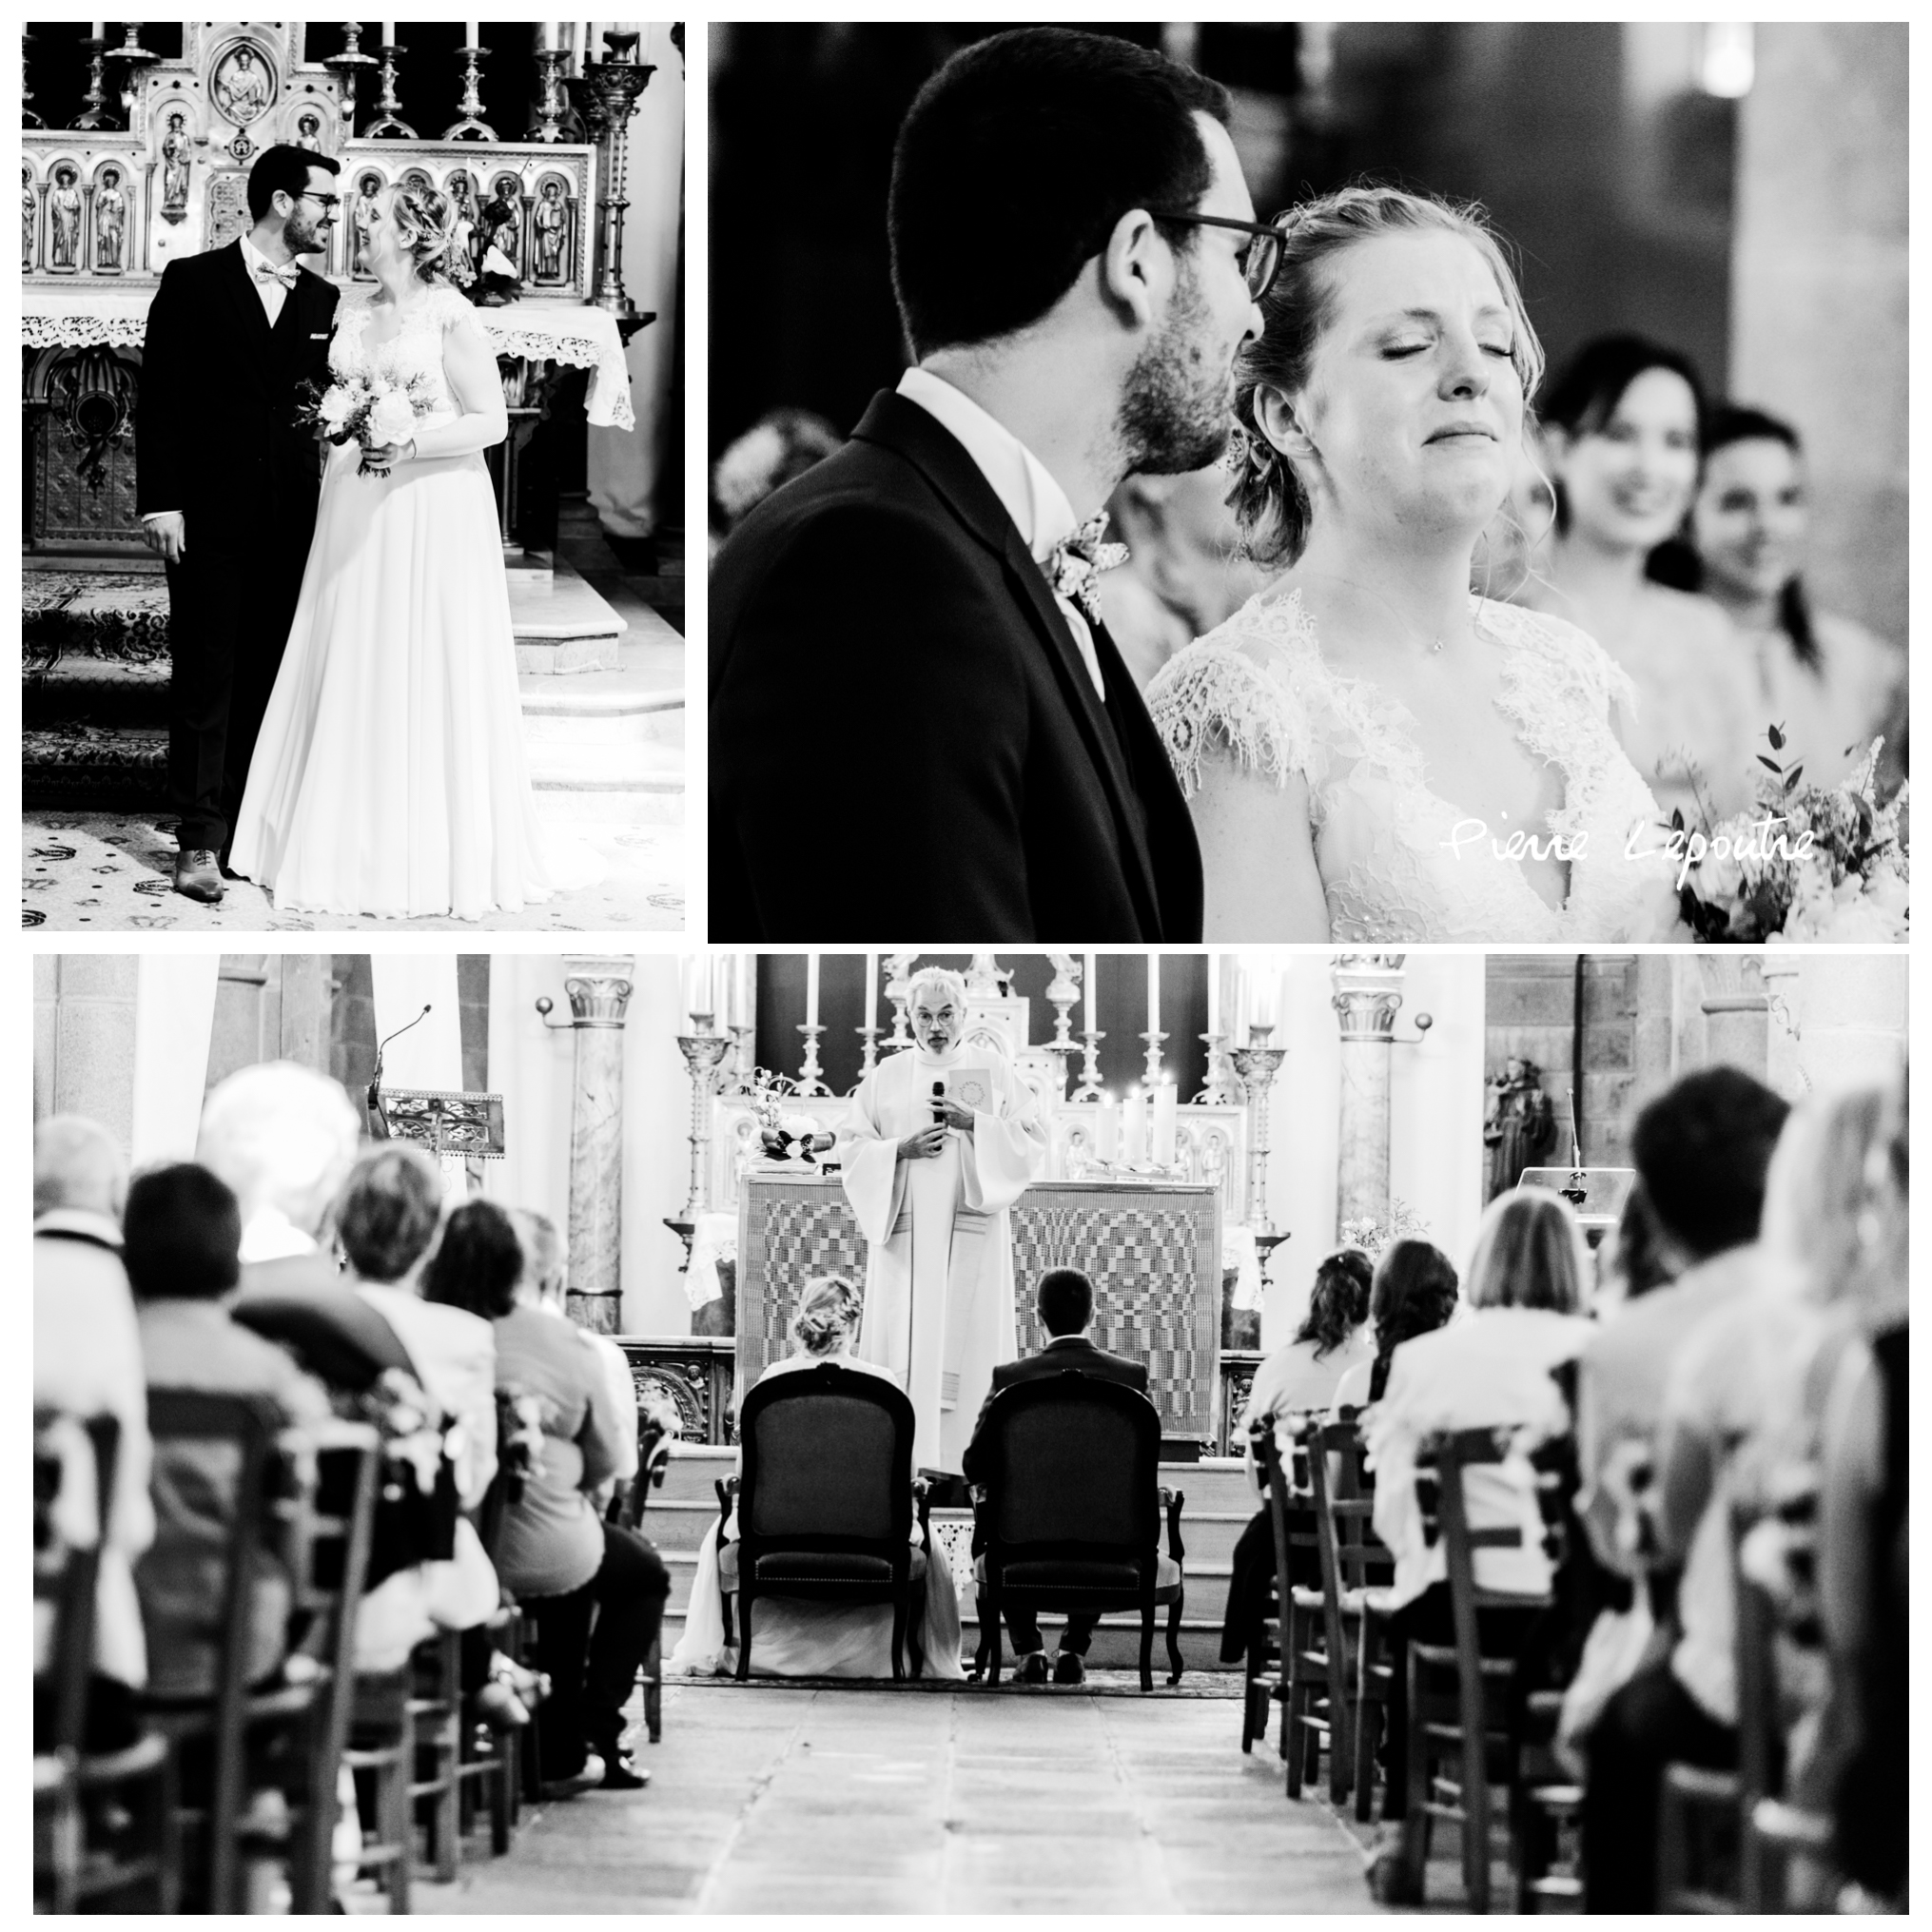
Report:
1147,588,1678,942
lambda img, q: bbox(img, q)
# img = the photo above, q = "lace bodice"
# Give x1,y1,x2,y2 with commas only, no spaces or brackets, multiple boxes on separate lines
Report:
1148,589,1678,942
329,285,473,422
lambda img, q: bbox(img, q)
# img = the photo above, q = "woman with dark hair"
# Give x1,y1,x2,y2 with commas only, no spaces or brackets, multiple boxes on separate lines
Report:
1688,403,1903,792
1329,1238,1462,1415
422,1196,526,1320
1519,334,1759,822
1240,1249,1374,1485
1149,187,1676,944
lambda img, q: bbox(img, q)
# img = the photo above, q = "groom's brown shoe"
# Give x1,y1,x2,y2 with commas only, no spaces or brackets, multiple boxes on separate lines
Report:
173,849,225,904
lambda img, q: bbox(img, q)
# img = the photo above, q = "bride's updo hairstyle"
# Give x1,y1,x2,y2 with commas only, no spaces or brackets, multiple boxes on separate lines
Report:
790,1274,865,1358
1229,185,1545,567
390,184,460,283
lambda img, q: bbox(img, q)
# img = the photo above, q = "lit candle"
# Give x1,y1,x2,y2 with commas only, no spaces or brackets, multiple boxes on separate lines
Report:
1096,1093,1120,1165
1122,1086,1146,1167
1207,953,1220,1038
1147,954,1161,1037
862,953,878,1033
1151,1078,1179,1166
1083,951,1099,1028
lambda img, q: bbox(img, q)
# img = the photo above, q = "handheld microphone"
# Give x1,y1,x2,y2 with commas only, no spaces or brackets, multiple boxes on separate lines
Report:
931,1077,946,1127
368,1004,433,1118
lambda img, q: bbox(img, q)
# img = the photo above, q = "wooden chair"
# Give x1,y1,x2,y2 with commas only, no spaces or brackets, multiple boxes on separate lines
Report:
972,1372,1185,1692
609,1409,674,1743
1237,1409,1289,1757
1256,1417,1333,1792
1402,1426,1558,1913
34,1411,179,1913
1303,1413,1398,1815
459,1388,532,1844
723,1362,932,1681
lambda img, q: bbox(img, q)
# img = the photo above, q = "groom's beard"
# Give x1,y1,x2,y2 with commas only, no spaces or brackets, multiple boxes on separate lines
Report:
283,210,330,256
1117,259,1238,478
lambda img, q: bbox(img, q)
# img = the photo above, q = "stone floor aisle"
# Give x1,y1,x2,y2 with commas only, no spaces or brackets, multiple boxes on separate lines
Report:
414,1684,1383,1916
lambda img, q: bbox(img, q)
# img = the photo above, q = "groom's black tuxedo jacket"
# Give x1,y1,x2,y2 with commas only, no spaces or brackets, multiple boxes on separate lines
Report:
136,241,339,541
710,390,1204,941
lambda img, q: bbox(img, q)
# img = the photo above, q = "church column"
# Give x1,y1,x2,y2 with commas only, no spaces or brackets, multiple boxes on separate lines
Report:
1332,954,1405,1230
1695,954,1770,1081
561,954,634,1335
38,955,139,1149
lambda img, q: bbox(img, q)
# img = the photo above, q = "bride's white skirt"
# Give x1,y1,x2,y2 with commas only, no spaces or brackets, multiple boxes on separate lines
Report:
230,438,600,919
669,1517,966,1681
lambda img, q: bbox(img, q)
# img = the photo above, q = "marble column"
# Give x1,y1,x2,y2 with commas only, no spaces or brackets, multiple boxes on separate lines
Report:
561,954,634,1335
40,955,140,1153
1695,954,1770,1081
1332,954,1405,1230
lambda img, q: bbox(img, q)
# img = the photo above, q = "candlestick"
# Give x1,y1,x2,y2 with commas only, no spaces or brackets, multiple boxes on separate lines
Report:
1198,1031,1237,1105
795,1022,829,1097
444,35,498,142
674,1020,730,1220
1140,1027,1168,1088
855,1019,881,1082
22,31,42,127
568,49,656,316
526,45,573,140
348,30,407,138
726,1023,754,1094
73,35,115,130
883,953,914,1052
1229,1027,1288,1234
1075,1022,1105,1102
105,21,159,118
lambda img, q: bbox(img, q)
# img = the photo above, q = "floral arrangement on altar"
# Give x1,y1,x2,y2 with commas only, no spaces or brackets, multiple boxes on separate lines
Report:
1337,1198,1430,1260
295,369,442,476
741,1065,830,1163
1673,729,1908,944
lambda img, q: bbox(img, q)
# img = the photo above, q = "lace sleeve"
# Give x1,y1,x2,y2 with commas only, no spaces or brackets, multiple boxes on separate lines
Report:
1483,598,1640,721
327,298,370,376
1147,640,1316,800
429,283,478,332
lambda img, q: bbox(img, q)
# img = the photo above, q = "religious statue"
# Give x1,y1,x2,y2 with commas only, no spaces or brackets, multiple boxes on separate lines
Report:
214,45,272,126
835,966,1047,1474
94,166,125,271
49,166,81,270
473,184,523,305
1483,1055,1557,1202
533,177,568,281
22,171,35,272
446,171,478,279
161,111,192,224
350,172,381,276
293,108,324,152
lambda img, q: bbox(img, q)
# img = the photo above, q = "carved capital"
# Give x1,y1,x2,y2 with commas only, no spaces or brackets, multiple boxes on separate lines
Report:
1331,954,1406,1041
563,953,634,1028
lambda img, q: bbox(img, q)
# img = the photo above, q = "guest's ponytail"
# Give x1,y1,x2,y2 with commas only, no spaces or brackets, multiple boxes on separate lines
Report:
1364,1238,1460,1402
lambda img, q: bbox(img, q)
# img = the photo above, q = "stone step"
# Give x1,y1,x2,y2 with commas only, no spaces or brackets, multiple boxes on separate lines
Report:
520,683,683,749
529,740,684,828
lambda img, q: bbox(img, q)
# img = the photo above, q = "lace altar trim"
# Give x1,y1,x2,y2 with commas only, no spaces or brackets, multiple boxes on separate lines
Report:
23,305,635,433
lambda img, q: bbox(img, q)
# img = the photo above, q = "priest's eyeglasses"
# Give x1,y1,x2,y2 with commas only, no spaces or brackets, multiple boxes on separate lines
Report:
1148,212,1286,302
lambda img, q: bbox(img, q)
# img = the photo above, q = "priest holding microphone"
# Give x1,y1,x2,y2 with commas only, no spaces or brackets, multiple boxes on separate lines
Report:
837,967,1047,1478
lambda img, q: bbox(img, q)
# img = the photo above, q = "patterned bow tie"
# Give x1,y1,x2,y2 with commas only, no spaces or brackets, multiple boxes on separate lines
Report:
252,260,301,289
1044,510,1129,624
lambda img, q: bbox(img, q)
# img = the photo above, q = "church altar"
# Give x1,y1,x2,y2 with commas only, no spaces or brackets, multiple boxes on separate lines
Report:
732,1168,1225,1451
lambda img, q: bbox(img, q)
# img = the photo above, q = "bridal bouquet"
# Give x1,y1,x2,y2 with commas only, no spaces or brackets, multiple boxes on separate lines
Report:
1674,729,1908,943
295,369,440,475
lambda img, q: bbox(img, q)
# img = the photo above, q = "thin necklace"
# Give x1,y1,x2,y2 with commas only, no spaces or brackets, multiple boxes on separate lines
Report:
1300,568,1471,657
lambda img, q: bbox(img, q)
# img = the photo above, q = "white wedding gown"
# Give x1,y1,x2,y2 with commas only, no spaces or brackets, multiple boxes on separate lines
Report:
1147,589,1680,942
230,285,598,919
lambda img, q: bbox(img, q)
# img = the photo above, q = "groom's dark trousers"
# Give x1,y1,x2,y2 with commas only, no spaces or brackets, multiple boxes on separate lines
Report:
710,390,1204,941
136,241,338,853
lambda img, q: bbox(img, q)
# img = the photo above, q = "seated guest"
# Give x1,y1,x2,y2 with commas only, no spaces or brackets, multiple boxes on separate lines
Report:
495,1225,671,1791
127,1162,331,1703
1574,1068,1790,1579
672,1276,966,1682
1218,1249,1374,1667
33,1116,153,1752
962,1266,1151,1686
200,1064,416,1394
1584,1081,1883,1914
1328,1239,1462,1417
341,1152,502,1662
1360,1191,1594,1903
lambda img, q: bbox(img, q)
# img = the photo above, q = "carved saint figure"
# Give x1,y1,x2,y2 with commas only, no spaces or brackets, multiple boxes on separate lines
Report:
351,173,381,275
447,171,477,270
484,180,521,269
215,46,271,126
94,166,126,270
22,171,35,271
294,109,323,152
533,178,568,281
49,166,82,269
1483,1055,1557,1202
161,112,192,221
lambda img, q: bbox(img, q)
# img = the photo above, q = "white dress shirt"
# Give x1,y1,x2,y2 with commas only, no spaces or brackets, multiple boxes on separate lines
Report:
239,231,299,325
896,365,1106,701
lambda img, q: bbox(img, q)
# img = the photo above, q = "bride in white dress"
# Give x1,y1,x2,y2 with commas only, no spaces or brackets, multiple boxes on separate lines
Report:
1146,185,1680,943
230,185,596,919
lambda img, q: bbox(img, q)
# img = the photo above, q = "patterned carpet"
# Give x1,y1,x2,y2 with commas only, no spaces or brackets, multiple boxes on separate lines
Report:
23,812,684,931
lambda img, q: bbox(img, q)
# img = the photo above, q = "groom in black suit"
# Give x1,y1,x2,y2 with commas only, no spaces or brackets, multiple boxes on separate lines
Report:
711,28,1269,940
136,145,342,903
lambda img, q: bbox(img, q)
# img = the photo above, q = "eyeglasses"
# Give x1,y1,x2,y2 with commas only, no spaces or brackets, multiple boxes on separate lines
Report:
293,190,342,211
1147,211,1285,302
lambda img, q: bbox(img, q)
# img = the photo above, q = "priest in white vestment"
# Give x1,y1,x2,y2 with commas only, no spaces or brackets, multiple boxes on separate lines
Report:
837,967,1047,1474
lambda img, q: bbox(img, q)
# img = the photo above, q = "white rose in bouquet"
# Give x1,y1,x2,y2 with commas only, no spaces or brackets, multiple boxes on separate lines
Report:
317,382,358,434
366,385,420,449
